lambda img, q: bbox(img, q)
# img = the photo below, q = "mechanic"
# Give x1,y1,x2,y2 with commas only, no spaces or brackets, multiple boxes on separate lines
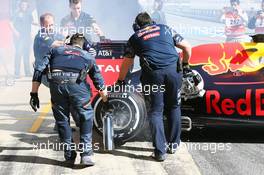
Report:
117,12,192,161
61,0,105,41
248,0,264,34
220,0,249,42
33,13,64,87
33,13,79,131
30,33,108,166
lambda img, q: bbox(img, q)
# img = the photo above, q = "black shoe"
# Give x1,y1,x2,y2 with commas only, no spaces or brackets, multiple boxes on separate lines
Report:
65,151,77,165
151,153,166,162
80,155,95,166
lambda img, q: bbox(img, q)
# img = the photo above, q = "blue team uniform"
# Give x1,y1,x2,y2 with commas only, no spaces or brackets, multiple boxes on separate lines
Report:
33,45,105,159
33,30,64,86
125,24,184,156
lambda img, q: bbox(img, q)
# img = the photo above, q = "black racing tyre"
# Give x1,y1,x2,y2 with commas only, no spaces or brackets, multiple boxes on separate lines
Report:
92,88,147,144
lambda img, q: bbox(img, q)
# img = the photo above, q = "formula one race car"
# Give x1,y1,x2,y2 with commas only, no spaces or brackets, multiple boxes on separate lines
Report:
90,34,264,144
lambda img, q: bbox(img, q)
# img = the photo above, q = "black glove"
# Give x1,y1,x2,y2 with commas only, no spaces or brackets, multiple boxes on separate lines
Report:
182,63,192,76
30,92,39,112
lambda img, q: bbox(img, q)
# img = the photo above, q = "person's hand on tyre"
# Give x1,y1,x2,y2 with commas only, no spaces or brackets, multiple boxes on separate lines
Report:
99,88,108,102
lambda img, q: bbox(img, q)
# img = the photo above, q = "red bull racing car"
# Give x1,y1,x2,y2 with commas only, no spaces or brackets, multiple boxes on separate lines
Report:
90,34,264,143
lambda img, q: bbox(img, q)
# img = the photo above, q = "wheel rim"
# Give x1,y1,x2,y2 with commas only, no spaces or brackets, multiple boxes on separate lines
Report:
100,99,133,131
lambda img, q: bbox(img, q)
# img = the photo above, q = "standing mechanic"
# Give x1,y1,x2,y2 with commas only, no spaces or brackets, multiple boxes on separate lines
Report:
34,13,93,130
30,33,107,166
61,0,105,41
117,12,192,161
33,13,64,87
33,13,71,131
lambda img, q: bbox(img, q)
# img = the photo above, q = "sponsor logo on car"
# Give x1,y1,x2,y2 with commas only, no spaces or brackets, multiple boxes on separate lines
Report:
97,50,113,57
206,89,264,116
188,42,264,75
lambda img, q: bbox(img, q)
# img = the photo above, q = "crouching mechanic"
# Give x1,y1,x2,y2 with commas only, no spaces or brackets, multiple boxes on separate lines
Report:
118,12,192,161
29,33,107,166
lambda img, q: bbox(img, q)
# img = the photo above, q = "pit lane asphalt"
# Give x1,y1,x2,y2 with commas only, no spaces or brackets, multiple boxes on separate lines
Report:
182,128,264,175
0,78,200,175
1,78,263,175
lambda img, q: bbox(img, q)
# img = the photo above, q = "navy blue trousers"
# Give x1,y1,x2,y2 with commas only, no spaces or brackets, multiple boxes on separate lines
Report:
50,80,93,159
141,65,182,156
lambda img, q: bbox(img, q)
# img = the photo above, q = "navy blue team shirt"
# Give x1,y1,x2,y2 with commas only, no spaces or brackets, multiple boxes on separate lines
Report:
124,24,184,70
33,29,64,67
33,45,105,90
